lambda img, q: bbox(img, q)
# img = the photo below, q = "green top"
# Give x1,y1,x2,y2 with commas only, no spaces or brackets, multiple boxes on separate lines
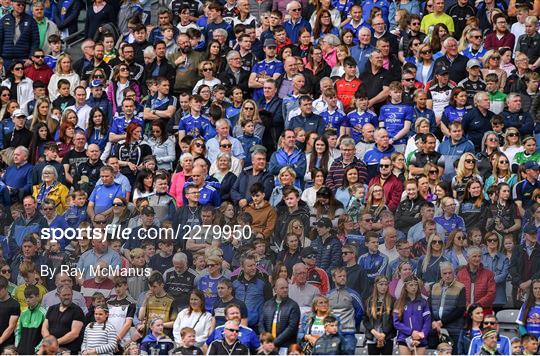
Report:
514,150,540,165
15,304,46,349
36,18,48,50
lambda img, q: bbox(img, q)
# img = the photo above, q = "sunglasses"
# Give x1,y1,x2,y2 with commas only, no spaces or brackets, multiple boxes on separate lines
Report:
113,202,125,207
203,68,213,72
403,78,415,82
94,220,107,225
483,321,498,326
429,170,438,174
13,67,23,71
305,254,316,259
42,207,54,211
120,67,129,72
507,132,518,137
379,164,391,168
421,50,432,54
499,160,509,164
220,144,232,148
487,238,498,243
226,328,240,333
465,159,475,164
33,55,44,58
342,251,353,255
194,143,204,147
363,218,373,222
94,75,105,79
291,8,301,11
207,263,218,267
244,107,255,111
431,240,443,245
487,138,499,142
1,268,10,273
471,35,482,39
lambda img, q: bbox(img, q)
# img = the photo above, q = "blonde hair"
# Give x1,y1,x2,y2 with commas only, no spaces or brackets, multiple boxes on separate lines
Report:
55,53,73,75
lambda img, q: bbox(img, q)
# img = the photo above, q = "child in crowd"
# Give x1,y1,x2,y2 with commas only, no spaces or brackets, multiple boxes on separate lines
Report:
52,79,75,111
257,332,278,355
523,334,539,355
170,327,203,355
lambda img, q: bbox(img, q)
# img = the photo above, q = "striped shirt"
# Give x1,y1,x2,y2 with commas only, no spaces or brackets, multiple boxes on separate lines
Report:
81,322,117,354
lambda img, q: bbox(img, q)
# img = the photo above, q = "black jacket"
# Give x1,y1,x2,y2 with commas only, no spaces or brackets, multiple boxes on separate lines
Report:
259,297,300,348
434,54,469,83
312,333,347,355
207,339,250,355
218,67,250,97
144,58,176,87
395,196,425,233
509,242,540,286
363,297,396,341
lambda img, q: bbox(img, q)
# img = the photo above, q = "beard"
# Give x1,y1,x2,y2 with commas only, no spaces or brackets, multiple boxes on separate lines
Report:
181,46,192,54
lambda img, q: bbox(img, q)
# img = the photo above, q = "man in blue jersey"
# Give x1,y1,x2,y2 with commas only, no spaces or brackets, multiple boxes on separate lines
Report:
467,314,511,355
248,39,284,102
177,95,214,141
345,89,378,144
206,304,260,353
269,129,307,187
319,89,347,137
342,5,367,45
364,128,396,180
378,82,413,153
143,77,178,123
182,166,220,207
87,166,125,220
350,27,375,73
109,98,144,144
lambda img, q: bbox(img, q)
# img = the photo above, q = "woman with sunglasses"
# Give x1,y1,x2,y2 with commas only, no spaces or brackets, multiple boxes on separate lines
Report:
0,86,11,119
483,152,518,198
109,196,130,230
48,53,80,101
417,233,448,286
501,127,523,165
481,231,509,311
517,279,540,338
475,131,501,180
415,44,434,87
423,162,440,193
106,64,140,114
481,50,507,90
233,100,264,139
0,261,16,295
298,295,338,353
457,304,484,354
394,275,431,355
189,138,206,159
445,229,469,270
451,153,483,201
487,182,521,236
460,179,490,231
1,61,33,112
193,61,221,95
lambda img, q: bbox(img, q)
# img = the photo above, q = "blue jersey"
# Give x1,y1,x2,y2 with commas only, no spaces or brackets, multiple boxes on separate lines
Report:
110,115,144,135
441,105,467,126
342,20,368,45
44,55,58,70
182,182,221,207
178,114,214,140
198,274,225,312
251,59,284,101
517,304,540,338
345,110,378,143
332,0,354,19
225,105,241,126
378,103,414,145
362,0,390,24
145,94,177,112
320,109,347,132
434,214,465,236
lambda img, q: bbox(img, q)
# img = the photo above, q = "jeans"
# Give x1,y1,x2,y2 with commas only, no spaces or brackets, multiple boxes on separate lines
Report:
342,333,358,355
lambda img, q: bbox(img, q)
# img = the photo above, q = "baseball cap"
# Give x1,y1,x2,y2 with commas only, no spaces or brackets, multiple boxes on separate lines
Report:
263,39,277,47
141,206,155,216
314,217,333,228
12,109,25,118
435,65,449,75
301,247,317,258
466,59,481,69
90,79,104,88
524,161,540,171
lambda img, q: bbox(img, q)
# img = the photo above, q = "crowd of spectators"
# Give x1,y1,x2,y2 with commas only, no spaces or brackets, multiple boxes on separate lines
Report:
0,0,539,354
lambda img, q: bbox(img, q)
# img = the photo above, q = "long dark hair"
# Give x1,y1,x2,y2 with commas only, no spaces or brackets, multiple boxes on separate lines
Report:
309,136,331,173
521,279,540,325
462,179,484,209
134,169,154,193
151,119,168,144
367,275,394,319
464,303,482,330
188,289,206,315
87,107,109,137
7,61,25,82
312,10,333,39
28,122,53,164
